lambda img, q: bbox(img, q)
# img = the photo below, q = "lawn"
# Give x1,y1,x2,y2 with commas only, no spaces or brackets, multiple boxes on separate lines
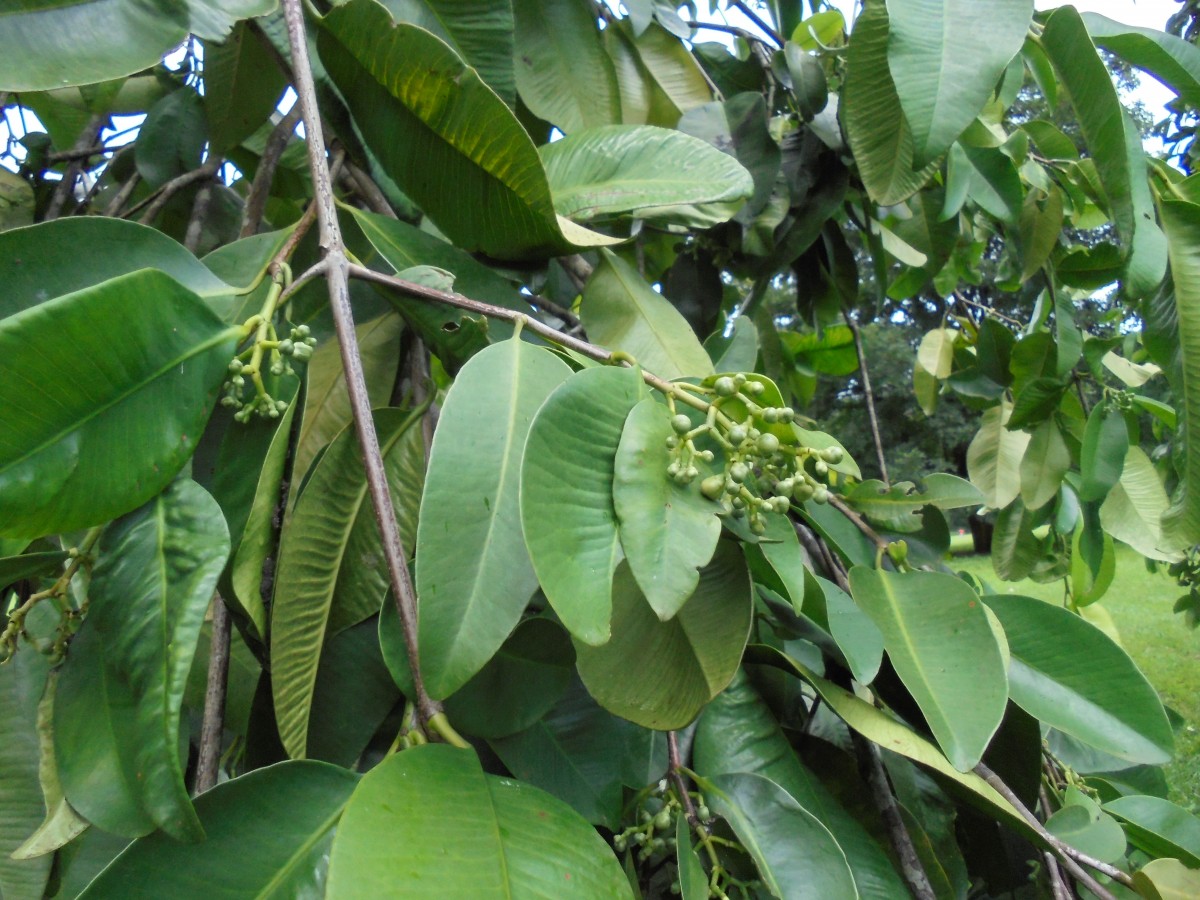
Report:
952,548,1200,811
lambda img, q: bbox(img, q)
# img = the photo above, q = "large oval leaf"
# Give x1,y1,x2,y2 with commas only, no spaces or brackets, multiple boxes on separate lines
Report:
271,407,425,759
581,250,715,379
1100,445,1177,561
417,337,572,699
79,761,358,899
325,744,631,897
704,772,858,900
613,397,722,619
966,400,1031,510
1103,796,1200,866
885,0,1033,166
983,594,1173,765
521,364,645,645
574,545,752,730
848,568,1007,772
55,478,229,841
1083,13,1200,108
542,125,753,228
317,0,618,259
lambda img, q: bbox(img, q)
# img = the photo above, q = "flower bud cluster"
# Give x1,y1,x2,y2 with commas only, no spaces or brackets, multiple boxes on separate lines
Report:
222,324,316,422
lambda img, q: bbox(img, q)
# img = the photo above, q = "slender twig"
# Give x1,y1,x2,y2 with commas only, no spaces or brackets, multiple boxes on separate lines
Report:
729,0,783,46
559,254,594,291
44,116,104,220
1044,851,1071,900
102,171,142,217
826,494,889,551
667,731,700,826
529,293,581,329
343,160,399,219
48,145,110,163
975,763,1132,896
129,160,220,224
184,181,214,253
686,20,769,42
844,311,889,483
851,732,937,900
240,103,304,237
194,594,231,794
281,0,442,727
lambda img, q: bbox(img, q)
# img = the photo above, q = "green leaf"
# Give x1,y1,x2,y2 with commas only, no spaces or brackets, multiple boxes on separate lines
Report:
1042,6,1168,299
417,338,572,698
1158,200,1200,549
135,88,208,189
326,744,631,897
704,772,858,899
0,638,52,899
0,551,70,589
56,478,229,841
1104,796,1200,866
270,407,425,759
542,125,753,229
1080,403,1129,502
1020,187,1065,281
0,168,34,233
574,545,752,730
1044,789,1126,864
676,814,708,900
848,568,1007,771
1020,418,1070,510
582,250,715,379
842,3,937,205
991,499,1041,582
521,365,645,645
916,328,956,379
79,761,359,899
955,145,1025,224
966,400,1031,510
317,0,618,259
693,671,908,900
983,594,1173,765
512,0,620,133
0,0,273,91
607,20,712,127
613,398,722,619
1132,858,1200,900
1101,445,1178,561
374,0,516,105
1083,13,1200,107
886,0,1033,165
0,270,238,540
843,475,983,533
203,22,287,153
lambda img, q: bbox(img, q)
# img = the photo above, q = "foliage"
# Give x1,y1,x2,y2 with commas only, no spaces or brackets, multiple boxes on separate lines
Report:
1,1,1199,897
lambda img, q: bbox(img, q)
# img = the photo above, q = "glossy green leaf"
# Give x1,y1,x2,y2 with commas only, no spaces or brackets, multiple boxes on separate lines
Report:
0,168,35,233
326,744,631,897
848,568,1007,771
843,474,983,533
56,478,229,841
1104,796,1200,866
543,125,753,229
1044,790,1126,864
917,328,956,378
694,671,908,900
704,772,858,899
1020,187,1065,281
842,3,936,205
0,270,238,540
574,545,751,730
271,407,424,758
1101,445,1178,561
417,338,572,698
0,0,273,91
135,88,207,189
317,0,618,259
1158,200,1200,549
1020,418,1070,510
956,145,1024,224
613,397,722,619
521,365,645,645
676,814,708,900
0,551,70,589
1132,858,1200,900
1080,403,1129,501
886,0,1032,165
1042,6,1168,299
204,22,287,153
967,400,1031,510
79,761,359,899
983,594,1173,765
608,20,712,127
512,0,619,133
1083,13,1200,107
582,250,715,379
991,498,1041,582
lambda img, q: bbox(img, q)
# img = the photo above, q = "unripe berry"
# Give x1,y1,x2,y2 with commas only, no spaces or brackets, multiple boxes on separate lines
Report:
734,373,747,386
729,461,749,483
813,485,829,504
814,459,829,476
757,433,780,455
728,424,747,445
745,380,765,396
822,446,844,464
671,414,692,435
279,339,295,356
714,376,737,396
700,475,725,500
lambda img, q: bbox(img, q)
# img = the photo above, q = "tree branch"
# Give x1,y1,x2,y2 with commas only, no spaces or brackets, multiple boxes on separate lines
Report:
44,116,104,221
667,731,700,827
844,311,889,483
128,160,220,224
240,103,304,238
826,493,889,552
194,593,231,794
281,0,442,727
102,171,141,217
729,0,783,46
184,180,215,254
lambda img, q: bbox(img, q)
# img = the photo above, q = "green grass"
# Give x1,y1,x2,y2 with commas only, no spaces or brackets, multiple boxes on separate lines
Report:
951,548,1199,811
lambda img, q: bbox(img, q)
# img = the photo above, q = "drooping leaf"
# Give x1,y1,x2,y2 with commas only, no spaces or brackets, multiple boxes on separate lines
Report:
542,125,753,229
204,22,288,153
317,0,618,259
1019,418,1070,511
966,400,1031,510
0,551,70,590
1131,858,1200,900
843,475,982,533
0,269,238,541
512,0,620,133
79,761,359,899
521,365,646,645
886,0,1033,165
848,568,1007,771
56,478,229,841
704,772,858,899
607,20,712,127
582,250,715,379
1080,403,1129,502
271,407,425,759
676,814,708,900
1103,796,1200,866
1100,445,1177,561
325,744,631,897
916,328,956,379
1083,12,1200,107
984,594,1173,765
574,546,752,730
613,397,722,619
417,337,572,699
991,499,1041,582
135,88,209,189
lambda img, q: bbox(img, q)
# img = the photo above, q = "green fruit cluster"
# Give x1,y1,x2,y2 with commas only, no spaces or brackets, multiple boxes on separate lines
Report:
221,324,315,422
